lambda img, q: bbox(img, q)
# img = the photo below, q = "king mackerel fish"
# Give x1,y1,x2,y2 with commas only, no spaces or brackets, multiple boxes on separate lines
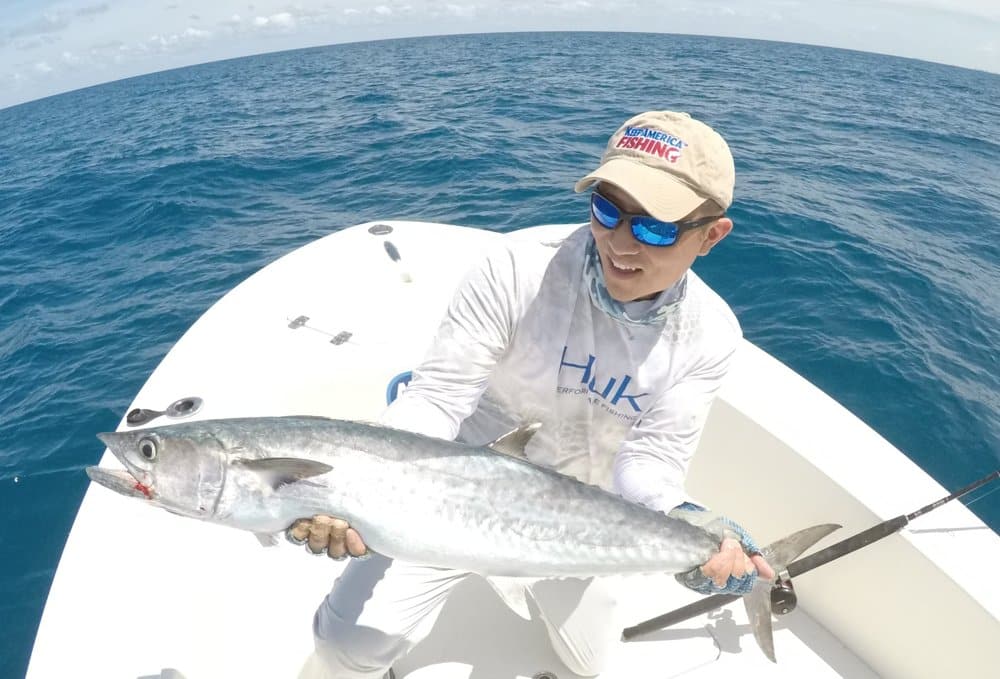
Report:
87,416,730,579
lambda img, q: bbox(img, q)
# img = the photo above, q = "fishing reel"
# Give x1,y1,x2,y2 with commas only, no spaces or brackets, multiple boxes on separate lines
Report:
770,570,797,615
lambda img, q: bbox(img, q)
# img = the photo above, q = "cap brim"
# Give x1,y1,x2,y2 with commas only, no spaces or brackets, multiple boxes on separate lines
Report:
574,158,706,222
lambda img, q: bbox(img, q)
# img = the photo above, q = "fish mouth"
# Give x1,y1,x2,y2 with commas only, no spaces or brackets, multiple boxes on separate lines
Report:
93,430,156,499
86,466,154,500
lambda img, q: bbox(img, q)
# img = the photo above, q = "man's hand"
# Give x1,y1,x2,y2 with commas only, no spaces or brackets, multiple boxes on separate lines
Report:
701,537,775,587
286,515,368,560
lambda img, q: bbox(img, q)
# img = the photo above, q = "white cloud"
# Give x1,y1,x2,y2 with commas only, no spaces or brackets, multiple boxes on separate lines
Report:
254,12,297,28
34,61,53,73
90,39,125,50
142,26,213,52
373,6,393,16
10,12,71,38
445,4,476,17
9,3,111,39
10,34,62,52
76,3,111,18
873,0,1000,21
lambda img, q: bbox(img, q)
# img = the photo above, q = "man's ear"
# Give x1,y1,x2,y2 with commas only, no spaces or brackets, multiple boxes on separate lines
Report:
698,218,733,256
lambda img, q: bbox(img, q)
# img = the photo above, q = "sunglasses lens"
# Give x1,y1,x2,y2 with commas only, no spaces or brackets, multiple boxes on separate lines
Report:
590,192,685,247
631,217,679,246
591,193,620,229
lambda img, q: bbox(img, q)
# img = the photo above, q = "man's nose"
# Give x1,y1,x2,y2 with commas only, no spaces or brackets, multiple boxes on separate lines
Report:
608,217,641,255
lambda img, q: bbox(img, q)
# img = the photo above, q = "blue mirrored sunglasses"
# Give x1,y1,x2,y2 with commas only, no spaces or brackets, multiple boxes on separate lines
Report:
590,191,723,247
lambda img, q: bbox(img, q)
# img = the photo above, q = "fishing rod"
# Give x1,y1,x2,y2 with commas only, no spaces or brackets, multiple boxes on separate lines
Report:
622,468,1000,641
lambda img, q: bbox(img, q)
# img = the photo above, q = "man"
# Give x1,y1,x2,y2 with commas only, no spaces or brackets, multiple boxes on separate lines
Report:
293,111,773,678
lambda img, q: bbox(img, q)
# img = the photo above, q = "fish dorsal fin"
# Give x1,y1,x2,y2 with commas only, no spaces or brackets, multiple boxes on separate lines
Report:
234,457,333,490
488,423,541,458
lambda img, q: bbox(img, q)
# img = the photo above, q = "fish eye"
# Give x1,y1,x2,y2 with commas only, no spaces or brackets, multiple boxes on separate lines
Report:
138,437,158,461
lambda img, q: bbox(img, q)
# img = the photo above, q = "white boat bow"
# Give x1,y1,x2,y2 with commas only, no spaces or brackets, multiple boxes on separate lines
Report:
27,221,1000,679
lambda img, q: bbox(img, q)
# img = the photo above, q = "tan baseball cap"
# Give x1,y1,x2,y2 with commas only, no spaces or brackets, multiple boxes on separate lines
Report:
574,111,735,221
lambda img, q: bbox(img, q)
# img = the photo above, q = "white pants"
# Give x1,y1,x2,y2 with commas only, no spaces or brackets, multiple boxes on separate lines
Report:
302,554,621,678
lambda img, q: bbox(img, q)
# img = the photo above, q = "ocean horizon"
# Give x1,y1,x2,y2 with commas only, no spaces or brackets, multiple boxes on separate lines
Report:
6,33,999,114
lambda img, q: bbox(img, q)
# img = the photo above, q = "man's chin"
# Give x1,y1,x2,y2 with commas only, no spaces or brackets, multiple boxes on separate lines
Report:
605,284,641,303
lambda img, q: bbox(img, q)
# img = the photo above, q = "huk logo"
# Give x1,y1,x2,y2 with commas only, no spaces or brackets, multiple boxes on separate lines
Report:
559,347,649,413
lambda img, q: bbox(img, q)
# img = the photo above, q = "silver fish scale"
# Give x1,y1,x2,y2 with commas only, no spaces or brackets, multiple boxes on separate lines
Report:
152,417,721,577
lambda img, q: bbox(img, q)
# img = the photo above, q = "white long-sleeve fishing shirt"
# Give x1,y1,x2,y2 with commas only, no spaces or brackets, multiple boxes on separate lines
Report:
380,225,741,513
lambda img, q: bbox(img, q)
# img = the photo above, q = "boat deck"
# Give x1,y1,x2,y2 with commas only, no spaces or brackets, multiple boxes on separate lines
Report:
28,222,999,679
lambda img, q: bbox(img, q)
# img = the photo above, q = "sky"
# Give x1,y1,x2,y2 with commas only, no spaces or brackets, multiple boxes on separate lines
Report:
1,1,998,109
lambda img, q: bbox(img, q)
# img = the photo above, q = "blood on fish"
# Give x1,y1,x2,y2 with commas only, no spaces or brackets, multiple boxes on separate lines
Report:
134,481,152,499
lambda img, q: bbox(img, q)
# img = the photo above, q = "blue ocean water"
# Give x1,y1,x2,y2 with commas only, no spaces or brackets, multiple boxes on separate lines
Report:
1,32,997,678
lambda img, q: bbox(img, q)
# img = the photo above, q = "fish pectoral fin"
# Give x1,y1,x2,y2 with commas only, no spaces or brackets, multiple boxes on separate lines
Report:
254,532,280,547
488,423,542,458
743,577,776,662
234,457,333,490
485,577,537,620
